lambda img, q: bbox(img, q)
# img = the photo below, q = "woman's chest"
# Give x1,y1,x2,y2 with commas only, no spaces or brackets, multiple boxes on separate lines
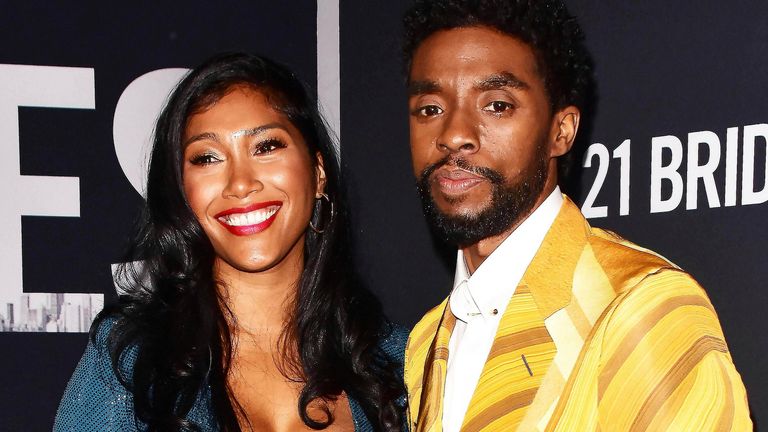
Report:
228,351,355,432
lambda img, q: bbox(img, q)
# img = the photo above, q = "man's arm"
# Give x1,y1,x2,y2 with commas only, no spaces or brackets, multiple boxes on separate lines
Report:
596,269,751,431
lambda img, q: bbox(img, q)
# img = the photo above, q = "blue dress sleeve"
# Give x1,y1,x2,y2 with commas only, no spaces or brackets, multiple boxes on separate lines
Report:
384,322,410,431
381,322,409,366
53,319,140,432
348,321,411,432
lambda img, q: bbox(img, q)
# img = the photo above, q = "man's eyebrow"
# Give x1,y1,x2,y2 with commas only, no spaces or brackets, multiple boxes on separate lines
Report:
475,72,530,91
408,80,441,96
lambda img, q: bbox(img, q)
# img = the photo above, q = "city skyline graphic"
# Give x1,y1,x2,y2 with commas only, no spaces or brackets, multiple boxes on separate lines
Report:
1,292,104,333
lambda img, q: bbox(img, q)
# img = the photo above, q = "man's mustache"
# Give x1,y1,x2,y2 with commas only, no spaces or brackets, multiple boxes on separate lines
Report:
419,155,505,185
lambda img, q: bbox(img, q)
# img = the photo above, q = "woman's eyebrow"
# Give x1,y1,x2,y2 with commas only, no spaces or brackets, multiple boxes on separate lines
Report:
230,123,286,139
184,123,288,147
183,131,219,147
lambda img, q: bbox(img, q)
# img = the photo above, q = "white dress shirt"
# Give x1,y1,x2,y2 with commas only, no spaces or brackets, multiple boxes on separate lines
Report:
442,188,563,432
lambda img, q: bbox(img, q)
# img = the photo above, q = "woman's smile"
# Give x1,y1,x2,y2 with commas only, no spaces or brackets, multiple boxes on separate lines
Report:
214,201,283,235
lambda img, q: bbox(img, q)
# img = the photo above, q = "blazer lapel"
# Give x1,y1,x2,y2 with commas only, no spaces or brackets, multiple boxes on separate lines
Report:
459,285,557,432
460,196,594,432
414,302,456,432
518,197,619,431
409,196,607,432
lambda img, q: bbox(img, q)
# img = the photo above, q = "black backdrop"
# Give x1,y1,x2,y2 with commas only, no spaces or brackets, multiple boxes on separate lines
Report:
1,1,766,430
341,0,768,428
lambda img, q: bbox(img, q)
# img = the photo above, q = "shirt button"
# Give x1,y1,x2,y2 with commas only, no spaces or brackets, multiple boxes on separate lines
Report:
491,308,499,315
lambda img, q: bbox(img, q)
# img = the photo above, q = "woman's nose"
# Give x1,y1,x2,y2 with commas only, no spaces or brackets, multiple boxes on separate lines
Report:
222,160,263,199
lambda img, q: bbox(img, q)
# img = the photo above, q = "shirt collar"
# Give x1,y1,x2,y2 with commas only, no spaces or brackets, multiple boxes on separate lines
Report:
449,187,564,322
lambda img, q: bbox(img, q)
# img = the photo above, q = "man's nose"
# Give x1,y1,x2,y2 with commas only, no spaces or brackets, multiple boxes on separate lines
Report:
436,109,480,155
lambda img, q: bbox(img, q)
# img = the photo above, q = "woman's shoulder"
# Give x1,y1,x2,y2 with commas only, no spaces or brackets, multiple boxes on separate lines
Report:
88,313,135,357
54,314,139,431
378,321,410,362
90,314,118,345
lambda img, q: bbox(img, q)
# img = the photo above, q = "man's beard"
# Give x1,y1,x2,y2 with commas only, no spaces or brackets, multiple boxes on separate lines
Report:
416,145,549,248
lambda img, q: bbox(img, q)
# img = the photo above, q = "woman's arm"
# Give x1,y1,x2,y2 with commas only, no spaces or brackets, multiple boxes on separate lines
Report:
53,319,140,432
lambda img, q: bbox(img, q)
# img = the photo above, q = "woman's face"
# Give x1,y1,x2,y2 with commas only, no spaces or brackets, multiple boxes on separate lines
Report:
182,85,325,275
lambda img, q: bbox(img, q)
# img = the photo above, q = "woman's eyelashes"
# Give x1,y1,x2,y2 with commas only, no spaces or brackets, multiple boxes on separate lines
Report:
253,137,287,155
187,138,288,165
189,152,221,166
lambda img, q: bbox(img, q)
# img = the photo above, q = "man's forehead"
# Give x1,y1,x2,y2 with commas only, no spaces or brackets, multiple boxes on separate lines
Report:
409,26,540,82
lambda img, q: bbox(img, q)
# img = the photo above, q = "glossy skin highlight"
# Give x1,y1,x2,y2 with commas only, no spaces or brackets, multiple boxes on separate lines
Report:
408,26,580,271
183,85,325,278
182,85,358,431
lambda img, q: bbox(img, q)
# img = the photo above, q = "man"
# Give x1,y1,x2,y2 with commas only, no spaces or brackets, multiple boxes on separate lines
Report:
401,1,751,431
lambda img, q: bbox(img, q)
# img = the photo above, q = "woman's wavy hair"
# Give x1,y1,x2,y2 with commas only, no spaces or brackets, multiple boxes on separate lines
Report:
93,52,405,431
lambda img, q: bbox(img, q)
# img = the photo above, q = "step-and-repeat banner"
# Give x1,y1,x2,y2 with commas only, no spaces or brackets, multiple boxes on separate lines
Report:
1,1,765,429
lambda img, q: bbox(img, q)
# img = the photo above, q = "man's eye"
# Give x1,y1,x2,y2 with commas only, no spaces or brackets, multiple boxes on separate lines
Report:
189,153,220,166
484,101,514,113
416,105,443,117
254,138,286,155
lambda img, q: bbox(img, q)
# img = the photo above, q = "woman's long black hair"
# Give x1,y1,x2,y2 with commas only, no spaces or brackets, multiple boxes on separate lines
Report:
93,52,405,431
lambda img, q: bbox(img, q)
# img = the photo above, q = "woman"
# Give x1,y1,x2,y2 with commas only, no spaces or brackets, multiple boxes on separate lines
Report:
54,52,407,431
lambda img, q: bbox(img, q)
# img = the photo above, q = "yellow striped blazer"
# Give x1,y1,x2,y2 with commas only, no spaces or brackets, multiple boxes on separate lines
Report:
405,196,751,431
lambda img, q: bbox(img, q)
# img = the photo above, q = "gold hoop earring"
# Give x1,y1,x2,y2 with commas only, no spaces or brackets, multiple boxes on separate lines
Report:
309,193,334,234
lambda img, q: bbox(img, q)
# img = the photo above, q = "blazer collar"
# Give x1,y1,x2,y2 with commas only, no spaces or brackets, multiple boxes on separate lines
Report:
521,195,591,319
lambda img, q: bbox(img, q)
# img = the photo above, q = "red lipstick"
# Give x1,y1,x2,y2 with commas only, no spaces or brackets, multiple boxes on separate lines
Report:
214,201,282,236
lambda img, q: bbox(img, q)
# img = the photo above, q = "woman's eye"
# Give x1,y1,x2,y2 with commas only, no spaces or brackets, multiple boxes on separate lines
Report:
254,138,286,155
483,101,514,113
415,105,443,117
189,153,220,166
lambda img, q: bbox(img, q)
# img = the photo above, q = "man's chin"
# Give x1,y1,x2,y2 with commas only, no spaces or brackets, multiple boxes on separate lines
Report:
432,197,490,219
427,211,489,248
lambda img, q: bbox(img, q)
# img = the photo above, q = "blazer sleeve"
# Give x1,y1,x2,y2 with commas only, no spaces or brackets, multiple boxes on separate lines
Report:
596,269,752,431
53,319,140,432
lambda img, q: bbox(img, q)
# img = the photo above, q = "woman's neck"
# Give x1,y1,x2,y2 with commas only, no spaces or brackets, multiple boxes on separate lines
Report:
214,252,303,337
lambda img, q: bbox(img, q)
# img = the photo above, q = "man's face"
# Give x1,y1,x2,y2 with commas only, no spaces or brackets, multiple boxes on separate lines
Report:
408,26,565,247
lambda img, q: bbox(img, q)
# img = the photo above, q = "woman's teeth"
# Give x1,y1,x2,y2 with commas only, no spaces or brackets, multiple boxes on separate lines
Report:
219,205,280,226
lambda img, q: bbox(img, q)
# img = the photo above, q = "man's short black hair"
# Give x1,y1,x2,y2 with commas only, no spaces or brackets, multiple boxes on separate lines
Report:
403,0,593,111
403,0,595,183
403,0,595,181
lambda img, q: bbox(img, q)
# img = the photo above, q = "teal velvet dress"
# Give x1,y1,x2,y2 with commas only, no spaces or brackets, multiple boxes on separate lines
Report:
54,319,408,431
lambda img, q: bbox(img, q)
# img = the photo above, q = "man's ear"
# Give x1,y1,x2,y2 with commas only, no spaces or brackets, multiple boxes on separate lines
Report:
314,152,327,197
550,106,581,158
